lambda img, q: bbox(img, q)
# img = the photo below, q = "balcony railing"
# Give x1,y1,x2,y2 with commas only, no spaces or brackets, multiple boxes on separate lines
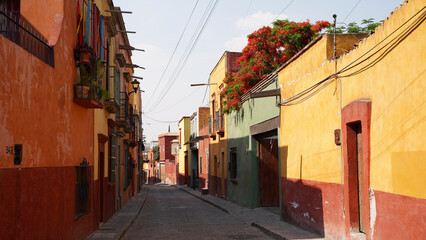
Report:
117,92,129,128
0,8,54,67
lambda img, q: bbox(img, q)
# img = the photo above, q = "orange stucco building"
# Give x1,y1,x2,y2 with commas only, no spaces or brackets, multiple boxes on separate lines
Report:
0,0,143,238
0,0,95,239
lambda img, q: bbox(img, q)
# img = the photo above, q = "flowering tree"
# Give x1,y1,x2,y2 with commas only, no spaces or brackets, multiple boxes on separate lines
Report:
221,19,330,113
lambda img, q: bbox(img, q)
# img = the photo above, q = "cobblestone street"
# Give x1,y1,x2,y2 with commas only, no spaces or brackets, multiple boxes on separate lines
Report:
124,185,271,240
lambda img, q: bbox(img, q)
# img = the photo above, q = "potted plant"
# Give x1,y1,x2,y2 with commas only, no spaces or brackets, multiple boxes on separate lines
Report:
74,45,94,65
75,64,92,99
75,59,105,99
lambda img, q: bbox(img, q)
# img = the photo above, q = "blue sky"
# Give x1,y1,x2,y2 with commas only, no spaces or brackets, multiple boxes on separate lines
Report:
113,0,404,142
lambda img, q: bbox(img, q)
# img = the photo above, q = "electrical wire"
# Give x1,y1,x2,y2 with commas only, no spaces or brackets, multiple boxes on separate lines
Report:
145,0,216,112
230,0,253,50
147,0,219,111
342,0,362,23
145,0,220,112
144,0,200,109
147,87,201,114
200,85,209,106
272,0,295,21
280,6,425,107
143,114,180,123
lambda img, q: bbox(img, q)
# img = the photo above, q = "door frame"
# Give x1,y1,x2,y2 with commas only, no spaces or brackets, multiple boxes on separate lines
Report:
255,129,279,207
342,99,371,238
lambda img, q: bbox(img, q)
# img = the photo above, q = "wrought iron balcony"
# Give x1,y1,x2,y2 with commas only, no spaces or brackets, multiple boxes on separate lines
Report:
117,92,129,128
0,8,54,67
124,104,134,133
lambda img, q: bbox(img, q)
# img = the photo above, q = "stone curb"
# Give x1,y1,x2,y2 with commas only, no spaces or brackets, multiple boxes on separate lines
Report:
118,188,150,240
85,187,149,240
251,222,287,240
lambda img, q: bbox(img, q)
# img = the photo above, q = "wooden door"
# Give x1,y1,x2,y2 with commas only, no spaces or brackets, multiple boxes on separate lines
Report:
99,151,104,223
257,132,279,207
347,122,365,233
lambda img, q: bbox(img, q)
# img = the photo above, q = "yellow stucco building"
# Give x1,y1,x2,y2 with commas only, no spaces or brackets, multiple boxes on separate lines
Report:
178,117,191,185
208,51,242,198
278,1,425,239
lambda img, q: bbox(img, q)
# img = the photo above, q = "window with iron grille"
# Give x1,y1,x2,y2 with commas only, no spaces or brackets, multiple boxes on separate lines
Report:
0,1,54,67
75,162,90,220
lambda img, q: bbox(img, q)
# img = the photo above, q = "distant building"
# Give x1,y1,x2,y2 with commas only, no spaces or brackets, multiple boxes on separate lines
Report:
158,132,178,184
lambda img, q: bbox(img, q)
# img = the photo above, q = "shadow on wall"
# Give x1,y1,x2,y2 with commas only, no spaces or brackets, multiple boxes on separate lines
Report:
281,146,325,237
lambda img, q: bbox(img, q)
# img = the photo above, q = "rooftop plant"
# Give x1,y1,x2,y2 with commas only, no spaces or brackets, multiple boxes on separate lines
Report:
221,19,330,113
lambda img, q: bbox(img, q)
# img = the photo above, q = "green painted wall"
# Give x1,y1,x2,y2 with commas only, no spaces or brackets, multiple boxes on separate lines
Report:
227,77,280,208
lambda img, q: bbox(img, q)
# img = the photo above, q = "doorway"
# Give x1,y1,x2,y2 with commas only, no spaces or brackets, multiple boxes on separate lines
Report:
184,151,189,187
342,99,371,237
347,121,365,233
256,130,279,207
98,151,104,223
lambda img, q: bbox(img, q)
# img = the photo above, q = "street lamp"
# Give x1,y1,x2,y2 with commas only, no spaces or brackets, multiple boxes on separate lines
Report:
129,79,140,96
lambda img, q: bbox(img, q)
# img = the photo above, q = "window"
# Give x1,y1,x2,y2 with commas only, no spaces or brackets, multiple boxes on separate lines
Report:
230,149,237,180
124,143,130,190
200,157,202,174
75,160,90,219
0,0,54,66
109,129,116,183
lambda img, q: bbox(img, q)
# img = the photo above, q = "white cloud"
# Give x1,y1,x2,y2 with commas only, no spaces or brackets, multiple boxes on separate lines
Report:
235,11,288,32
225,35,248,52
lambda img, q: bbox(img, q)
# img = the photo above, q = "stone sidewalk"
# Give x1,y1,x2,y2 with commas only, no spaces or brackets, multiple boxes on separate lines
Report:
176,185,325,240
85,187,149,240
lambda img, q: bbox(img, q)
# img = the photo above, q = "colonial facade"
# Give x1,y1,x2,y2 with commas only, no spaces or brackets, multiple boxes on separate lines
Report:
0,0,143,238
278,1,425,238
227,73,281,209
208,51,242,198
177,117,191,186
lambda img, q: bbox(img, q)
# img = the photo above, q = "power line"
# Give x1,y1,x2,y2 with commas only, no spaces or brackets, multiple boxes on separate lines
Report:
342,0,362,23
145,0,220,112
143,114,180,123
273,0,295,21
148,0,218,111
201,85,209,106
231,0,253,50
146,87,201,114
280,6,425,106
144,0,200,109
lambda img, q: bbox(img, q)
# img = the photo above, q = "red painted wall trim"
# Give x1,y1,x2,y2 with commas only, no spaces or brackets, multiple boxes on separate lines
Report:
342,99,372,239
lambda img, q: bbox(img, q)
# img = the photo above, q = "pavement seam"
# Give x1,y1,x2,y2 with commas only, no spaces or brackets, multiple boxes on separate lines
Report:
118,187,150,240
251,222,287,240
174,186,230,214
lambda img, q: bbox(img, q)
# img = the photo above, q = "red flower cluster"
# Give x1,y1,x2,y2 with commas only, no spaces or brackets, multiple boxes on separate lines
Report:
221,19,330,113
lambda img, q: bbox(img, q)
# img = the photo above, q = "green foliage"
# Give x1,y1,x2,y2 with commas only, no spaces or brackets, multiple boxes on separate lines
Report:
79,59,105,86
325,18,382,34
153,146,159,161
